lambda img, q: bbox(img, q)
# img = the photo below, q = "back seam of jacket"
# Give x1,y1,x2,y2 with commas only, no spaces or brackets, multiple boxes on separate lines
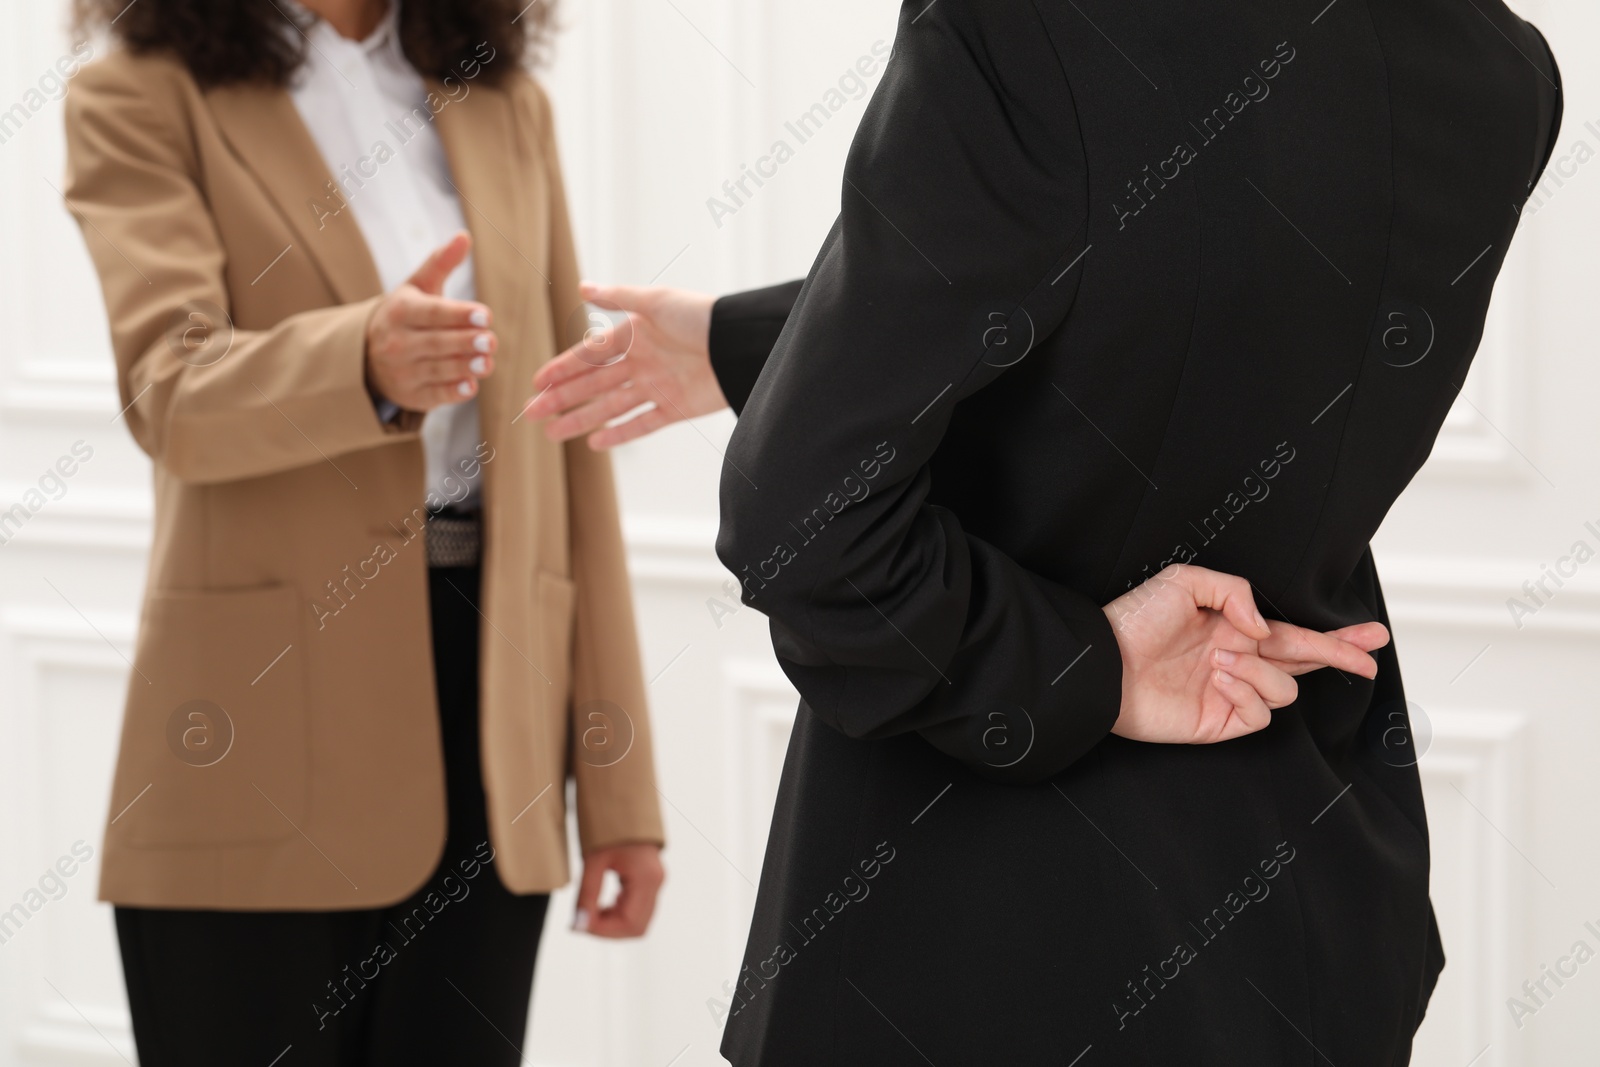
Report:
1270,2,1401,612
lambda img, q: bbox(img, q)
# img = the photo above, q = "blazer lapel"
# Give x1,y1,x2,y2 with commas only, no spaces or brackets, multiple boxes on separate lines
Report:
205,84,385,305
430,80,534,425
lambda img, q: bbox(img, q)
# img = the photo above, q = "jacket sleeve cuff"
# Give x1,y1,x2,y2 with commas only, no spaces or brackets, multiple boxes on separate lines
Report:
574,780,667,856
709,280,804,415
1021,577,1126,779
910,571,1125,785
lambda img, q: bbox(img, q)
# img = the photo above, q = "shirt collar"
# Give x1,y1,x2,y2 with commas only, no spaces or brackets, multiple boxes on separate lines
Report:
361,1,401,57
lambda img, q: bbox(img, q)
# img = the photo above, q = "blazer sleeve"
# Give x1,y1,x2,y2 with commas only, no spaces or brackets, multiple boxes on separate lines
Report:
526,78,666,853
63,56,406,486
1524,21,1564,192
715,0,1124,786
709,281,802,415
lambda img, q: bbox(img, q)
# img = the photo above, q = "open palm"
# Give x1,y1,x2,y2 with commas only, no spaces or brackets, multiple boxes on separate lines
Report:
525,283,721,449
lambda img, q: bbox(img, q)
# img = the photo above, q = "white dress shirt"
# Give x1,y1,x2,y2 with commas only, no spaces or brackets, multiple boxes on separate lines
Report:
285,0,484,512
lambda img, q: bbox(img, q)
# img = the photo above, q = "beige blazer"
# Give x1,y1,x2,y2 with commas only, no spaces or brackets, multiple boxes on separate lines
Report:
64,48,663,910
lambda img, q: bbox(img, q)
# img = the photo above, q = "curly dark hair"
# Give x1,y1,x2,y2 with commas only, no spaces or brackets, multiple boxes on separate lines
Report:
72,0,553,88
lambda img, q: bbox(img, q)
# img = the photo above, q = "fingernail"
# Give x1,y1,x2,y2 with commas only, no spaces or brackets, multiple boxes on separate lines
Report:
1216,671,1236,686
1215,648,1237,666
474,333,493,353
1255,612,1269,633
469,356,487,375
470,308,489,328
572,908,590,933
457,380,473,397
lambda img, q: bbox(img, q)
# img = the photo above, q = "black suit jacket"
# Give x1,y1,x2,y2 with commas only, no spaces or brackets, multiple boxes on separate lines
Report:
708,1,1561,1063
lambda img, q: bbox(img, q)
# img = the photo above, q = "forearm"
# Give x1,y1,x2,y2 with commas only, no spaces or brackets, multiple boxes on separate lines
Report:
751,512,1124,784
120,296,408,484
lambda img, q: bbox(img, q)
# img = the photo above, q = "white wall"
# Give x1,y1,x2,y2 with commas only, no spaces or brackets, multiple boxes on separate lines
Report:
0,0,1596,1065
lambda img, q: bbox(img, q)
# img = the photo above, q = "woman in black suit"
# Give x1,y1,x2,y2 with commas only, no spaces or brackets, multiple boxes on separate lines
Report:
529,0,1562,1061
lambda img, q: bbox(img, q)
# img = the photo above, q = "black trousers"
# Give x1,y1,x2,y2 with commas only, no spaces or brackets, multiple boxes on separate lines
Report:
115,566,551,1067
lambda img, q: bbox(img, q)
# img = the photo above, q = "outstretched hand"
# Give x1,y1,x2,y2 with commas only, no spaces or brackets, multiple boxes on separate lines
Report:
365,232,496,412
524,282,721,449
1104,564,1390,745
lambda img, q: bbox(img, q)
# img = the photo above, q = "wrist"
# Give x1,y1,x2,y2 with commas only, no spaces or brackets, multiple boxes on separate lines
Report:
690,290,716,351
363,360,399,420
1103,604,1135,734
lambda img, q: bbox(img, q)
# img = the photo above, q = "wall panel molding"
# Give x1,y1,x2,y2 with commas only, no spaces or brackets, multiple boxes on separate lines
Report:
0,361,118,422
1376,552,1600,637
1,613,134,1067
1417,708,1532,1067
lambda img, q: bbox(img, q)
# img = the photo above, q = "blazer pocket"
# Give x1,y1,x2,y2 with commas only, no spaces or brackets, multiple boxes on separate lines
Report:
119,585,310,848
536,571,576,721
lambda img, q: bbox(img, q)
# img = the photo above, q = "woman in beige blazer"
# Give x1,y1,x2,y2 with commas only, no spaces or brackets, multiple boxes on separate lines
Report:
65,0,663,1062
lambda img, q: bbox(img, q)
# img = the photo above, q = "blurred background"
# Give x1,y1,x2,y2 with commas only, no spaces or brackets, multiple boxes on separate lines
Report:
1,0,1596,1064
